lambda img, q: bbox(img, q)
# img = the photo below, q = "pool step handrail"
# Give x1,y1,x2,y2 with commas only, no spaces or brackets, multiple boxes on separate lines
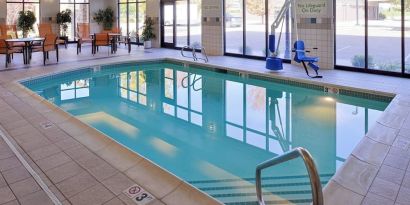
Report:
181,46,209,63
255,147,323,205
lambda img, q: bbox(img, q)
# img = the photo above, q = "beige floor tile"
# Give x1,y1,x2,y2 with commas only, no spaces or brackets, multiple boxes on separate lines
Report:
102,173,135,196
28,144,61,161
2,200,19,205
56,171,98,198
64,145,94,160
369,178,400,200
69,184,115,205
383,153,410,170
36,152,72,171
103,197,125,205
42,127,71,143
55,137,82,151
361,192,394,205
0,156,22,172
76,152,107,170
366,122,399,145
97,143,141,172
0,187,16,204
72,129,112,152
0,144,14,160
125,159,182,199
333,156,378,195
2,165,31,184
376,165,405,185
396,186,410,204
323,180,364,205
88,162,118,181
352,137,389,166
46,161,84,184
58,118,90,137
19,190,54,205
9,177,41,198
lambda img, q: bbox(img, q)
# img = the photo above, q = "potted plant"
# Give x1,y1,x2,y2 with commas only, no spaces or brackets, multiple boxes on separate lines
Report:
57,9,72,38
141,18,156,49
93,7,114,30
17,10,36,38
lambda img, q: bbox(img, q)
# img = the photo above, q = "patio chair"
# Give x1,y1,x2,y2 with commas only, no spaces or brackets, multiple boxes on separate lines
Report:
93,33,113,55
0,25,25,61
38,23,67,48
0,38,23,68
31,33,59,65
76,23,93,54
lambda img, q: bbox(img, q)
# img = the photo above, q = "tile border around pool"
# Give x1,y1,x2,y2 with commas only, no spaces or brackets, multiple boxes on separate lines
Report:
11,57,410,205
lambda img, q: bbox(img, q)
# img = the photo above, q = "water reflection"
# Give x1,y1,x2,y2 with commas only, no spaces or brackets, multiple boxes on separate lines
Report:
29,63,388,181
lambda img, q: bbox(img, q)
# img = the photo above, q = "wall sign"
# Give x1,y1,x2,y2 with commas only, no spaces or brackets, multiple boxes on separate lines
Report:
124,184,156,205
296,0,328,18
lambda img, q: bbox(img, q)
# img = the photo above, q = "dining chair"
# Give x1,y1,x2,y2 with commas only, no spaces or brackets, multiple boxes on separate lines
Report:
31,33,59,65
93,33,113,55
76,23,93,55
0,38,23,68
38,23,67,48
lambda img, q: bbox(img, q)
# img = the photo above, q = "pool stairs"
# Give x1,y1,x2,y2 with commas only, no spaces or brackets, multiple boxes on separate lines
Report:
188,173,332,205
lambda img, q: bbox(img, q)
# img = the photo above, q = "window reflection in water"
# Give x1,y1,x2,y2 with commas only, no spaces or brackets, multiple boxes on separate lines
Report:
162,68,203,127
60,79,90,101
119,71,147,106
225,80,290,154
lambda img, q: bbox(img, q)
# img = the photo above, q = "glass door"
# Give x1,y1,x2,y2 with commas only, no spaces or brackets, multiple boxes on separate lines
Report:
162,2,175,47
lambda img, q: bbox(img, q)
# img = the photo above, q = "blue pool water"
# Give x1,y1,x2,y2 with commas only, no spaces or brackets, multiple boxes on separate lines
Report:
24,61,390,204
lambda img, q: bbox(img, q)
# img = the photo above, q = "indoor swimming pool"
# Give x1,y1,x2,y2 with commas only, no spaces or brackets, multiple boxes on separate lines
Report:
22,60,391,204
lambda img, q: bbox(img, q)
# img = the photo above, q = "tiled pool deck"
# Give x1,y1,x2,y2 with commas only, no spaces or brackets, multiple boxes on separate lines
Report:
0,45,410,205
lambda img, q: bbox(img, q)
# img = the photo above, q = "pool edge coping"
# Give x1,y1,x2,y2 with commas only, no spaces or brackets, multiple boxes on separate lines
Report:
11,57,409,205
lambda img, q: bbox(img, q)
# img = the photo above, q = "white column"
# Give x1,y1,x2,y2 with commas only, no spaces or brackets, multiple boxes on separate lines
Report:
292,0,334,69
201,0,224,56
146,0,160,48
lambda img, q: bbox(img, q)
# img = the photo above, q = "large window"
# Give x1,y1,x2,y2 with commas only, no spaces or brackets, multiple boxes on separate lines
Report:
6,0,40,37
336,0,409,75
225,80,291,153
162,68,203,127
118,0,146,43
60,0,90,41
224,0,291,59
119,71,147,106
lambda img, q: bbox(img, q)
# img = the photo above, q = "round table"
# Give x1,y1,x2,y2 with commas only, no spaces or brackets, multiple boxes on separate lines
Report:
6,37,44,65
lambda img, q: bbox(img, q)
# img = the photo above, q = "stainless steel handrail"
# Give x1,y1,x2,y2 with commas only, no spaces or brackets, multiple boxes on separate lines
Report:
181,46,196,60
255,147,323,205
181,46,208,63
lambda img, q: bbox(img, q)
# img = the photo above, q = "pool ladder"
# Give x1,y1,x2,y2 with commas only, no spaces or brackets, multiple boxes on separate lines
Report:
255,147,323,205
181,46,209,63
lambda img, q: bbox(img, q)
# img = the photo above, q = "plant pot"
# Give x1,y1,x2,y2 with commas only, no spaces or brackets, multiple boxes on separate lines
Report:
144,41,152,49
